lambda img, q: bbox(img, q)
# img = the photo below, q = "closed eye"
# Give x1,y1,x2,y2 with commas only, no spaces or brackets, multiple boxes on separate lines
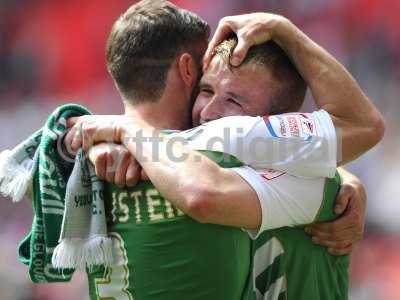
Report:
200,87,214,96
227,98,241,106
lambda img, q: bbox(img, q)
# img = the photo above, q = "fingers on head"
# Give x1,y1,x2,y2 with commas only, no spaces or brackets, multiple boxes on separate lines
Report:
231,27,259,66
231,39,250,65
204,18,235,69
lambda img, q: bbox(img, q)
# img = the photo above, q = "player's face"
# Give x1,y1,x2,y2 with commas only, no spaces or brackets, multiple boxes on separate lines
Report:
192,56,276,126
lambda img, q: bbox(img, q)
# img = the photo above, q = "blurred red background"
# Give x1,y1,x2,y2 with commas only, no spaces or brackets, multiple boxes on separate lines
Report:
0,1,399,299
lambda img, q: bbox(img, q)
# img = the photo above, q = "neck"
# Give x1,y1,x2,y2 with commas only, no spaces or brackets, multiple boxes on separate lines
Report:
124,105,166,129
124,100,190,130
122,67,192,130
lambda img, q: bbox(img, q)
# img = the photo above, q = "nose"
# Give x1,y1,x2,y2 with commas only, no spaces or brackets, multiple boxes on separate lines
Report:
200,99,223,124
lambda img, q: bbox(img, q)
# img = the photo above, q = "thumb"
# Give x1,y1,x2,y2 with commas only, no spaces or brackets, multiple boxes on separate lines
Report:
231,36,251,66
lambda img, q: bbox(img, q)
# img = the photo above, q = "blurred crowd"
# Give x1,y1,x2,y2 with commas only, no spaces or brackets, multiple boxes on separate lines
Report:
0,0,399,299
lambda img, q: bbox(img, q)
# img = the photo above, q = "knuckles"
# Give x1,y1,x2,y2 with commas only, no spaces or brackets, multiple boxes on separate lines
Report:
82,122,96,137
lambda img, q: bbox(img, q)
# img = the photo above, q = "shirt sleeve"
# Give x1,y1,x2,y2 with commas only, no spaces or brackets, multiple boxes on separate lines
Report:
231,166,326,239
176,110,337,178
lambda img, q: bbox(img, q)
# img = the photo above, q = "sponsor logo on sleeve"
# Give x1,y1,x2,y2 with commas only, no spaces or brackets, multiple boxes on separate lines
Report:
265,115,300,138
300,116,316,136
265,113,318,138
287,115,300,137
258,169,286,181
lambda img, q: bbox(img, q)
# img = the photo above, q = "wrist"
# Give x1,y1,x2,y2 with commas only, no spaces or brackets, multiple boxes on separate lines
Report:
270,15,289,37
271,17,296,48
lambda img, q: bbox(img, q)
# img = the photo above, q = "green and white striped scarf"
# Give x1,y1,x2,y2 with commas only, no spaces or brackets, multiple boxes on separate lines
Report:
0,104,113,283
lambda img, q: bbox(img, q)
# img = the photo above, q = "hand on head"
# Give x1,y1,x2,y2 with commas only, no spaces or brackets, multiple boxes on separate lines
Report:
203,13,287,70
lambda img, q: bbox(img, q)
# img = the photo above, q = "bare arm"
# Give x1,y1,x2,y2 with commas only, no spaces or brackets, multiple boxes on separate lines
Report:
204,13,385,164
120,120,262,228
273,19,384,164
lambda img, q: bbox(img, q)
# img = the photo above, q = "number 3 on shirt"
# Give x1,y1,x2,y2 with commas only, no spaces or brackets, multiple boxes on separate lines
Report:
95,232,134,300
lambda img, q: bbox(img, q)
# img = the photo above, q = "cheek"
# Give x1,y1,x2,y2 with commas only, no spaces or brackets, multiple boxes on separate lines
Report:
223,103,246,116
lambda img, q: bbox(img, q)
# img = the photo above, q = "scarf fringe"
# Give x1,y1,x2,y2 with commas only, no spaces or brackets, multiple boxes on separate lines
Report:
52,236,113,270
0,150,33,202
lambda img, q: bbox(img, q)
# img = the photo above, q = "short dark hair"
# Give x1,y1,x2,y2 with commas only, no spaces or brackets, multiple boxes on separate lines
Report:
213,38,307,114
106,0,210,103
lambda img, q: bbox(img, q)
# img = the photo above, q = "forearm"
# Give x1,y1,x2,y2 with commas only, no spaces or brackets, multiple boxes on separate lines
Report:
120,122,203,213
273,20,385,163
120,121,260,227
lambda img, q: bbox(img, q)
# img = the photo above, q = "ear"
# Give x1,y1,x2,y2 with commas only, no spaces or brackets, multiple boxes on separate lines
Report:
178,53,199,90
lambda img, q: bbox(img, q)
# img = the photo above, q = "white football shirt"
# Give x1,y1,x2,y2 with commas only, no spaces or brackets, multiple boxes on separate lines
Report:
232,166,328,238
174,110,337,178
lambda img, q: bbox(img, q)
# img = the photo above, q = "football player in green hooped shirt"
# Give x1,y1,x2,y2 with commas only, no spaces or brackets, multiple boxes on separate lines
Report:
66,2,384,300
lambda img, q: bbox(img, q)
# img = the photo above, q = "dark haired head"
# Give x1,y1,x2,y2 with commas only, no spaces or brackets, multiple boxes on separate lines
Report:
106,0,210,103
